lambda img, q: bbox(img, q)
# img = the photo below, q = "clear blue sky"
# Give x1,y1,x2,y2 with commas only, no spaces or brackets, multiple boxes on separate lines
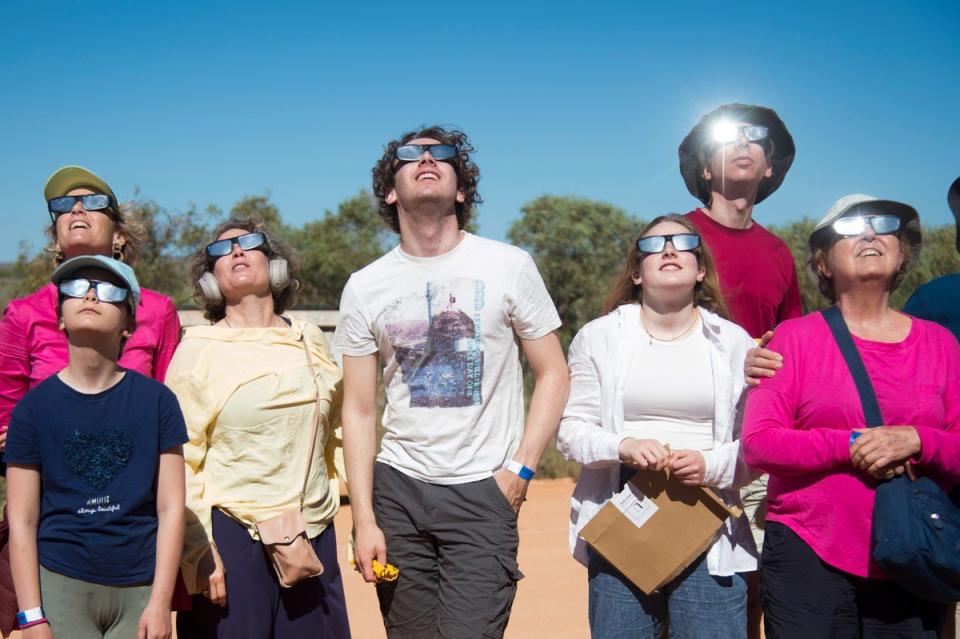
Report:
2,0,958,260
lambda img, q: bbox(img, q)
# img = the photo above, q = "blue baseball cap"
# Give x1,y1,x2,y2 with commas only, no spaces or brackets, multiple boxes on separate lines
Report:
51,255,141,312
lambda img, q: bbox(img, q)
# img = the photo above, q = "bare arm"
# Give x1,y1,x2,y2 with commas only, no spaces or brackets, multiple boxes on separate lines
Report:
8,463,53,638
138,447,185,639
494,331,569,511
341,353,385,583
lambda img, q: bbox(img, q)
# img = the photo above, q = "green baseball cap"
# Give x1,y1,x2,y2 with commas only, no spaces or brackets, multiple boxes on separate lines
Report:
43,165,118,206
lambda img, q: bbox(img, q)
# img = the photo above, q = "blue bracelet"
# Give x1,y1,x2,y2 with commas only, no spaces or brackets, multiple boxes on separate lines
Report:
506,459,535,481
17,607,46,627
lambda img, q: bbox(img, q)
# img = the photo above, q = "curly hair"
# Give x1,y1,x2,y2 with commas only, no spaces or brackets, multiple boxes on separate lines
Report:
602,214,730,319
189,217,301,322
45,202,146,266
371,125,482,234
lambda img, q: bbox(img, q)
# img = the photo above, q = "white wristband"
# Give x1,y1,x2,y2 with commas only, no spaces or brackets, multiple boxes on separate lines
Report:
505,459,535,481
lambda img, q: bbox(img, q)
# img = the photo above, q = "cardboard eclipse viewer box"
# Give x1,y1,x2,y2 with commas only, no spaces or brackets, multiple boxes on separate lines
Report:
579,469,741,594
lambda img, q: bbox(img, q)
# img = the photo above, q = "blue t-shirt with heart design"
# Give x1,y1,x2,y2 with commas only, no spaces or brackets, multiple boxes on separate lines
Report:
5,371,188,586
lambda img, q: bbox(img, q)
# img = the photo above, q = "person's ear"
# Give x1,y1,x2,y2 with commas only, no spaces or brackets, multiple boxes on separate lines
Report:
456,189,465,204
631,268,642,287
385,188,397,206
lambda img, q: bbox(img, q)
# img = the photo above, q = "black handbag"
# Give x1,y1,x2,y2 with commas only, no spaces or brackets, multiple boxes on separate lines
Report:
822,306,960,603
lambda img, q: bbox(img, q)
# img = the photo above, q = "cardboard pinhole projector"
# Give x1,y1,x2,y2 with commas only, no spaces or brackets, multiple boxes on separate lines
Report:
579,468,741,594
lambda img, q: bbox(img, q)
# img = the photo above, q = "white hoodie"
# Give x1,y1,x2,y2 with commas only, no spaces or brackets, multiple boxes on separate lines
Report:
558,304,758,576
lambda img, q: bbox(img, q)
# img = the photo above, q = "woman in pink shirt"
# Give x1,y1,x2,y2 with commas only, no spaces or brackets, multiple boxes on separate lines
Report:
0,166,180,436
741,195,960,638
0,167,180,634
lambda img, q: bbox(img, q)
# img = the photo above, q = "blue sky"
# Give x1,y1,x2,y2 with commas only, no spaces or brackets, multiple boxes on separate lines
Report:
2,0,958,260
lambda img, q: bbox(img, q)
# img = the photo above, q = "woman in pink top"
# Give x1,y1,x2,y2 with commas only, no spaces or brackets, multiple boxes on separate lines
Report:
741,195,960,638
0,166,180,437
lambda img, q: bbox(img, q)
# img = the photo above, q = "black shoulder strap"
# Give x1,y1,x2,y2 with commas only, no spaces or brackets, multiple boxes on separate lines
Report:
821,306,885,427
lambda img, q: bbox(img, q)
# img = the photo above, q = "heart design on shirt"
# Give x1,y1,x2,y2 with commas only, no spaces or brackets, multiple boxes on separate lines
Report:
63,429,134,491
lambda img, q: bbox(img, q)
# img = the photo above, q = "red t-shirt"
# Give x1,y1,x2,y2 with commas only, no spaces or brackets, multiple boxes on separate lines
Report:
686,208,802,338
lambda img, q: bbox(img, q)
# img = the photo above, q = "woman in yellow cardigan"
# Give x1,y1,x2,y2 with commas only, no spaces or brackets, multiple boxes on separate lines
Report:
166,218,349,639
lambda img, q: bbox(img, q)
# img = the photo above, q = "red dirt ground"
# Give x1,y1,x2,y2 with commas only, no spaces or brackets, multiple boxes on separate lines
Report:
337,478,588,639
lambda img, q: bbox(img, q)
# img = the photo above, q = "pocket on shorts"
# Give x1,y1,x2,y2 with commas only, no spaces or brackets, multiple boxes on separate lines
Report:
483,555,525,638
483,477,519,519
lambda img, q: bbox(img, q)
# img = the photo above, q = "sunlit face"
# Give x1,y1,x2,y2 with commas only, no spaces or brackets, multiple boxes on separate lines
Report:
55,188,125,260
211,227,272,302
701,121,773,191
385,137,465,214
632,221,705,298
59,267,132,340
818,218,905,294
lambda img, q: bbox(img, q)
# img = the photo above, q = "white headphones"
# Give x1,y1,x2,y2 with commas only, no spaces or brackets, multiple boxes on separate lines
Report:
198,258,291,304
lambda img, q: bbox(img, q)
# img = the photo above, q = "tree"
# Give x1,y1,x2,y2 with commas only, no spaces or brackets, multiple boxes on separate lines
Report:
767,220,960,312
508,195,645,348
289,191,392,308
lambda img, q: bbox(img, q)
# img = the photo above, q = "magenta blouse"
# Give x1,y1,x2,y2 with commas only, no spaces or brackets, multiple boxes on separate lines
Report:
742,312,960,579
0,283,181,432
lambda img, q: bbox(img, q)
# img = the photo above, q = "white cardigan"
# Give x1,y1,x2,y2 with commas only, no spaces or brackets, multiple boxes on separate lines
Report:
558,304,759,576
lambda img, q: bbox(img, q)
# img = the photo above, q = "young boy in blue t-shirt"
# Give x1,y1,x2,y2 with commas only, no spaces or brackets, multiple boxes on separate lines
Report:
5,255,187,639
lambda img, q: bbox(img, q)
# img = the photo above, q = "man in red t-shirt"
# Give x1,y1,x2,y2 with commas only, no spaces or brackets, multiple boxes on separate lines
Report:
679,103,802,339
678,104,801,639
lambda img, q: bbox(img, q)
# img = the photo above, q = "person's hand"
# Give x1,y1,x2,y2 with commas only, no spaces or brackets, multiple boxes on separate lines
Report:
197,543,228,606
22,622,54,639
137,600,172,639
745,331,782,386
353,521,387,584
850,426,922,480
669,449,707,486
618,438,671,471
493,468,529,514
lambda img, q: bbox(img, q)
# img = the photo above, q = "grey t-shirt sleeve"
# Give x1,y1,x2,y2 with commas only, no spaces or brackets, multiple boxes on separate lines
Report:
331,278,379,357
510,252,562,340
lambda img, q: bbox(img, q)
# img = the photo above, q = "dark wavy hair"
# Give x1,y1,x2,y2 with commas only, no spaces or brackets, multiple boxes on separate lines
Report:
371,125,482,234
190,217,301,322
602,214,730,318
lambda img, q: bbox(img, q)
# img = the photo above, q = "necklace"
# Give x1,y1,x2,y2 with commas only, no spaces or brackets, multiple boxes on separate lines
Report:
640,308,700,345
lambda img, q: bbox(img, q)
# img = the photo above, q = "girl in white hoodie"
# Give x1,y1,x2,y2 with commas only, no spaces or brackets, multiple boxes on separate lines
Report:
558,214,758,639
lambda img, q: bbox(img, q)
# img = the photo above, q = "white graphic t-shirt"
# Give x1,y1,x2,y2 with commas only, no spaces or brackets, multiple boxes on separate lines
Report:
333,232,561,484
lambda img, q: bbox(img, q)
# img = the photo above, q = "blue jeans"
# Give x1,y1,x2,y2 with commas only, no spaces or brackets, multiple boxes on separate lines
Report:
588,549,747,639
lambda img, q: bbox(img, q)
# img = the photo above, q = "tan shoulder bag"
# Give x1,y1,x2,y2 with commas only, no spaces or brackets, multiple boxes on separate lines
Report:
254,337,326,587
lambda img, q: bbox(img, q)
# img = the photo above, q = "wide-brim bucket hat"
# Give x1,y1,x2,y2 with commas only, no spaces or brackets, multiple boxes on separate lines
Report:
806,193,922,285
678,103,795,206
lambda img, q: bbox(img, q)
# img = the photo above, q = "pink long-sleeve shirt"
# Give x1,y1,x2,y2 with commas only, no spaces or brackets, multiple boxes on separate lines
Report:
0,283,181,432
742,312,960,579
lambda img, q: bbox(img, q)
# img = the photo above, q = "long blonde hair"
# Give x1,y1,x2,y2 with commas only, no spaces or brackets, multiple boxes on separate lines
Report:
602,214,730,318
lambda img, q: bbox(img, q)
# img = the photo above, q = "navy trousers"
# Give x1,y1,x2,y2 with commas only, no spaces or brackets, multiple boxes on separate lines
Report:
176,508,351,639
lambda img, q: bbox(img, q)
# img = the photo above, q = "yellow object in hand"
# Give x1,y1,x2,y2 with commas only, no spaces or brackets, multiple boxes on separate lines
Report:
372,559,399,583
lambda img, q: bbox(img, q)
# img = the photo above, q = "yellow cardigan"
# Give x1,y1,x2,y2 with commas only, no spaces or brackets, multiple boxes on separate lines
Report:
165,318,343,594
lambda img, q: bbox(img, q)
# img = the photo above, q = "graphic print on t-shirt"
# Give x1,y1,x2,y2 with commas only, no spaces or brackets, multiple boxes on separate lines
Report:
385,278,485,408
63,428,133,491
